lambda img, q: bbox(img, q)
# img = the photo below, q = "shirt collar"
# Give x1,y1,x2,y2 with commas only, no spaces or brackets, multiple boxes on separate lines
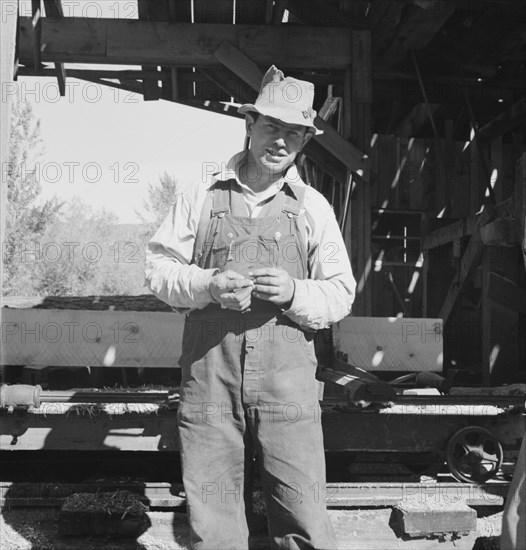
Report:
213,150,303,198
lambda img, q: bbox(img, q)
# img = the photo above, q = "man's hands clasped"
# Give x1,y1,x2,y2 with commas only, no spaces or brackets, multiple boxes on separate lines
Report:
209,270,254,312
209,268,295,312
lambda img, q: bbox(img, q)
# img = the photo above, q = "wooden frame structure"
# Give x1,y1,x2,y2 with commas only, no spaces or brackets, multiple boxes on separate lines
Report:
1,0,525,387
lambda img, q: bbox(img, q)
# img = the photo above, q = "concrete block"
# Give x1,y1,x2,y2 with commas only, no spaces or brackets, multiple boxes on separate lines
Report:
394,498,477,537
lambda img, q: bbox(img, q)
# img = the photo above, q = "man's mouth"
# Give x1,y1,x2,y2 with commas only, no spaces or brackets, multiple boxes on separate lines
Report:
266,148,286,157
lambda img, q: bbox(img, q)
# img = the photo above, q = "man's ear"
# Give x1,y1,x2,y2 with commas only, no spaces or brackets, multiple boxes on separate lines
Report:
245,113,256,136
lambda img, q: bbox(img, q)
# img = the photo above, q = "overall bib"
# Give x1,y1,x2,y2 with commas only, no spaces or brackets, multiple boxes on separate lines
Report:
178,180,338,550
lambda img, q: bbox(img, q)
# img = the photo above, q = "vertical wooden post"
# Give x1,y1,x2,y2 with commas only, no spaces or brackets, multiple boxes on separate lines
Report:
1,0,18,386
137,0,161,101
481,247,492,386
1,2,18,298
345,30,372,316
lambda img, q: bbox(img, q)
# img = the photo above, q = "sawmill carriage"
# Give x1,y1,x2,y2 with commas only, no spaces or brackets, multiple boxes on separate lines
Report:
1,0,525,500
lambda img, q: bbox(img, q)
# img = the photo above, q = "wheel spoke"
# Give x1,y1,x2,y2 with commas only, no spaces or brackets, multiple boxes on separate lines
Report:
446,427,503,484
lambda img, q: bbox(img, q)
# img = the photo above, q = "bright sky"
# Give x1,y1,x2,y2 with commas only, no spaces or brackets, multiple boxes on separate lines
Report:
15,0,245,224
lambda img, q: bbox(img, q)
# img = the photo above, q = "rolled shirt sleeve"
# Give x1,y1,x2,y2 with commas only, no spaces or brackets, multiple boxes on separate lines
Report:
144,183,218,311
283,187,356,330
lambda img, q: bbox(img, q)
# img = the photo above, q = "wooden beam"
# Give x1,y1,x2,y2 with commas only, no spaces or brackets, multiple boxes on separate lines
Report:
42,0,66,96
18,18,352,69
31,0,42,69
516,153,526,270
438,205,495,324
394,103,441,137
423,197,515,249
138,0,161,101
487,272,526,315
480,218,518,246
286,0,366,29
333,317,443,372
423,217,479,250
372,2,405,57
74,74,242,119
43,0,63,19
380,1,456,66
1,309,186,368
478,96,526,141
349,30,373,316
18,67,170,80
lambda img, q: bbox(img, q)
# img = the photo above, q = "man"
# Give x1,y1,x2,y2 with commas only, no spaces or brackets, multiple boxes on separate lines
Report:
145,66,356,549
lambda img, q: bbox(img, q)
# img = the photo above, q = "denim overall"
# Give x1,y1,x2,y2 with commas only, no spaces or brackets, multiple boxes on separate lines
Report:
178,180,338,549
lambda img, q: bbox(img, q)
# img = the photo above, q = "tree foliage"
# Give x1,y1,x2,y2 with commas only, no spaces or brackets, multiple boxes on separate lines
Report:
3,98,63,295
135,171,179,238
3,99,149,297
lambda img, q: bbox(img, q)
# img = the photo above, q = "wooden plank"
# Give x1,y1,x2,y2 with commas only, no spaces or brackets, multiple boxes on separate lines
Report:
438,205,495,323
333,317,443,372
1,309,185,368
18,18,352,69
318,91,339,122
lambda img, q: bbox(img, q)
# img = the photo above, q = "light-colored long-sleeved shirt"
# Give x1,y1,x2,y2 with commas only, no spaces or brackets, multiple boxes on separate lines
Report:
145,151,356,330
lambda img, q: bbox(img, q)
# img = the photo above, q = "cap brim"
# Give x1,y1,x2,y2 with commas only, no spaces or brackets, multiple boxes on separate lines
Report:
238,104,323,136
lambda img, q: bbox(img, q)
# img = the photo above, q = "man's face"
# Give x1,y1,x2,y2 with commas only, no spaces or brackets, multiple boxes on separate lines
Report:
245,114,312,178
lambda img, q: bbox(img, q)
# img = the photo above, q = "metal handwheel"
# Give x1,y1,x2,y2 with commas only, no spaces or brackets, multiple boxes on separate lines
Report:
446,426,503,484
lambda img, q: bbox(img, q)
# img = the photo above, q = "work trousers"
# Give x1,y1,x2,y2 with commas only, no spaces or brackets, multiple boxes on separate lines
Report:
177,310,338,549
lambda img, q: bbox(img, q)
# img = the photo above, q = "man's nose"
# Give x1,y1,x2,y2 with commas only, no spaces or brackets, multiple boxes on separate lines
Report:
274,132,287,145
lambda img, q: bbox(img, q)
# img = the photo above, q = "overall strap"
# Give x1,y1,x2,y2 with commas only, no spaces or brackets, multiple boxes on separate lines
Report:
282,182,307,217
282,182,310,276
192,180,231,265
211,180,231,217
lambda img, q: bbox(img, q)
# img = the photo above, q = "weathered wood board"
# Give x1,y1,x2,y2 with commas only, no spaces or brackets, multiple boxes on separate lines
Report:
1,309,185,368
333,317,443,372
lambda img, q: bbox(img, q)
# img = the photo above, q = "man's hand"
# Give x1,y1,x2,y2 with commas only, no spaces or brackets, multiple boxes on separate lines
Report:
209,270,254,312
249,268,295,307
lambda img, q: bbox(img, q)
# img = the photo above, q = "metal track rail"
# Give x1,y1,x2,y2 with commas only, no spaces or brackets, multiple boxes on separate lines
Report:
0,480,509,509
